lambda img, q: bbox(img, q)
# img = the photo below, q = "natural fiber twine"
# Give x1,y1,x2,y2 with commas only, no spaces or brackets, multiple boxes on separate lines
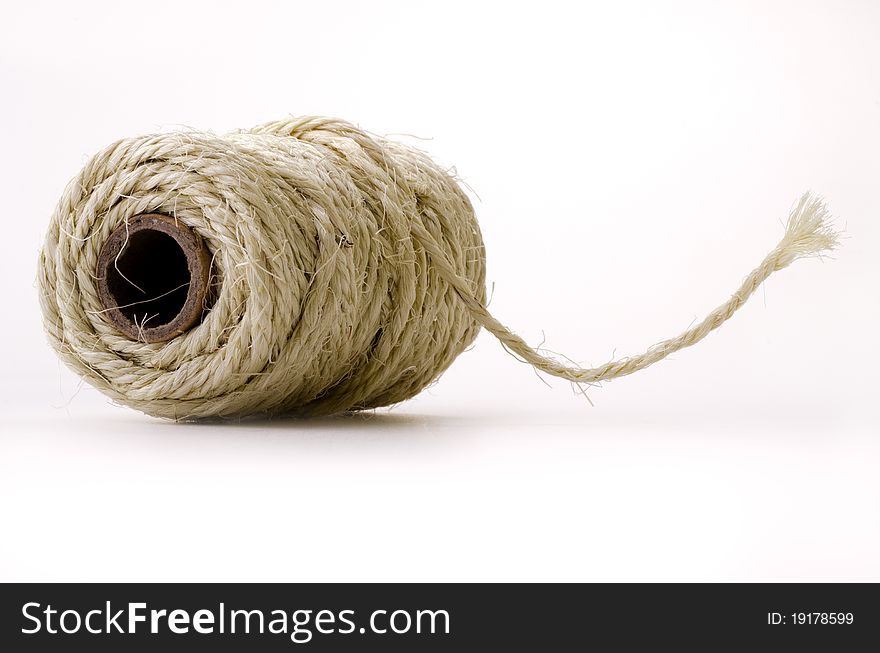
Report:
38,116,839,420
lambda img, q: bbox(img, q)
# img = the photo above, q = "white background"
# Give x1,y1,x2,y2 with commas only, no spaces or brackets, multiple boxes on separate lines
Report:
1,0,878,581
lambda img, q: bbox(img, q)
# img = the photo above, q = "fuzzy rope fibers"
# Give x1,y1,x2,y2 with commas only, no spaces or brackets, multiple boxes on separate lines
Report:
38,116,839,419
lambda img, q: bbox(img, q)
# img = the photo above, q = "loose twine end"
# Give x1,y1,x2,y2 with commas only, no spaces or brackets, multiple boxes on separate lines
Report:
776,192,840,268
465,192,841,386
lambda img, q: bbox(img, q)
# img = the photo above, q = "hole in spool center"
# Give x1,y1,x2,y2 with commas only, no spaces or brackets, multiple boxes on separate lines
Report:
106,229,191,328
96,214,212,343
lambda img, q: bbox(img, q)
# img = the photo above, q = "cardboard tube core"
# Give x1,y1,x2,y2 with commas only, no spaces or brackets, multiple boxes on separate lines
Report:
96,214,212,342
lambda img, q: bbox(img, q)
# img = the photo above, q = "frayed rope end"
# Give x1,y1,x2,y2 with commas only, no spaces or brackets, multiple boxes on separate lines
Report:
776,192,841,269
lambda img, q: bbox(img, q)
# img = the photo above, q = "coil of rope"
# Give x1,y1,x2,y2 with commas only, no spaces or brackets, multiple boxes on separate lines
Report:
38,116,839,419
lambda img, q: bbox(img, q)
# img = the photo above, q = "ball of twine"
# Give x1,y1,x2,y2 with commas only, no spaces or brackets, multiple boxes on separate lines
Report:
38,116,840,420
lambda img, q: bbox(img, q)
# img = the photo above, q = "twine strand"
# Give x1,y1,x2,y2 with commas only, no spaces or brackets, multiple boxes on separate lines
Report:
456,192,837,385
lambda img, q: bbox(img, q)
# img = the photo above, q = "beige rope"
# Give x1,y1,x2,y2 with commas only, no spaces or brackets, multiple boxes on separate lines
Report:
452,192,838,385
38,117,839,419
